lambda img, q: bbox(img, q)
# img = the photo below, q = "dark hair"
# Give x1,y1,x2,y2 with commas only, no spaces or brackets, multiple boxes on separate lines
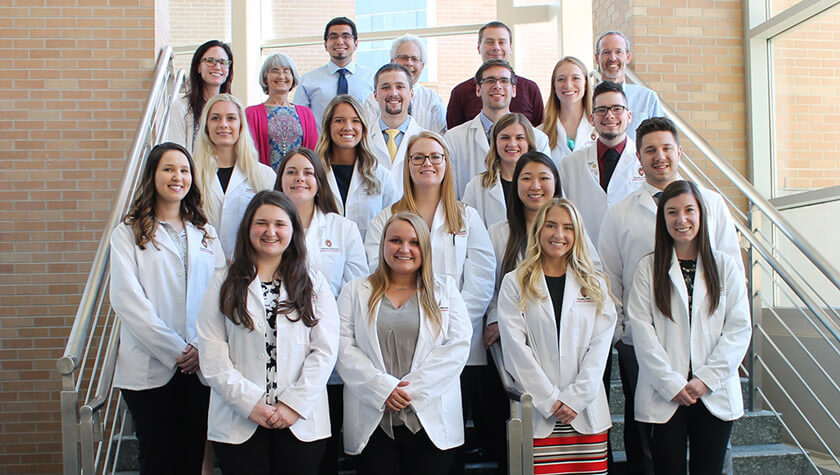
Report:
219,191,317,329
273,147,339,215
187,40,233,122
374,63,413,89
324,17,358,41
635,117,679,154
123,142,210,249
592,80,626,104
501,151,561,275
652,180,720,320
474,59,517,85
478,21,512,44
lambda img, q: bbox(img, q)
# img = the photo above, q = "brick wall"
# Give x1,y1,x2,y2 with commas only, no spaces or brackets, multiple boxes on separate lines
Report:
0,1,157,472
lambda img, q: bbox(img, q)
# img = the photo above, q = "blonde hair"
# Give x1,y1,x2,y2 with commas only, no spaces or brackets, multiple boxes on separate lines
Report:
480,113,536,189
193,94,270,217
543,57,593,151
367,212,441,335
516,198,613,315
392,131,465,234
315,95,382,195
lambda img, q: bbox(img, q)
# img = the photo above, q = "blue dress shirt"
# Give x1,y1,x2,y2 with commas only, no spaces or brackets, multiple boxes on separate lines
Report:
293,61,375,132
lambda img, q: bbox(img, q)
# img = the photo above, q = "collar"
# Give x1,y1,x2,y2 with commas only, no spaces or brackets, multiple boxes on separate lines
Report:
479,112,495,140
379,117,410,133
328,61,357,75
642,173,683,197
596,137,628,159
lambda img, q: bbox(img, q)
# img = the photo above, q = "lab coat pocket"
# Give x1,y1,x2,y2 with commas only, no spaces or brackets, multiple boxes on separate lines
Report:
703,292,727,337
453,232,468,278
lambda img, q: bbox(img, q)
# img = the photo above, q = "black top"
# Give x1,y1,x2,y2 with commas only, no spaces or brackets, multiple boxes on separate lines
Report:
679,258,697,320
500,177,513,208
544,274,566,333
217,166,234,193
333,164,354,206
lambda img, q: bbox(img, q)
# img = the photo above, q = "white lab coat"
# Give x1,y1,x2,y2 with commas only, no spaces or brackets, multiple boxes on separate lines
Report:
166,96,196,152
305,209,369,298
326,161,401,241
206,163,276,259
627,251,751,424
196,269,339,444
363,84,447,135
497,268,616,437
110,221,225,390
367,117,428,193
539,116,596,168
598,183,743,344
558,139,644,244
462,174,507,229
444,114,551,199
365,202,496,365
336,276,471,454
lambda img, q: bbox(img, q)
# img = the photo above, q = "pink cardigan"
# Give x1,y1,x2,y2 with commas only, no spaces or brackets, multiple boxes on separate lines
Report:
245,103,318,168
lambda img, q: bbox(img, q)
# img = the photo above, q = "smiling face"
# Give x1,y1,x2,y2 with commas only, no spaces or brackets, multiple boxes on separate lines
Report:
496,123,529,168
539,206,575,263
554,61,585,105
478,26,512,62
325,24,357,65
199,46,230,88
374,70,413,117
517,161,556,213
249,204,293,262
664,192,700,248
595,33,631,82
329,102,363,150
638,130,681,189
154,149,192,206
280,153,318,207
408,137,446,190
591,91,630,141
476,65,516,113
393,41,424,84
207,100,241,148
266,65,294,97
383,218,422,276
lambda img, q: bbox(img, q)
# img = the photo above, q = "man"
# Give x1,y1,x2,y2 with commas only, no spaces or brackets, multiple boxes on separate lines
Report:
363,35,447,135
446,21,544,129
367,63,427,192
595,30,663,140
598,117,742,475
445,59,551,198
294,17,375,130
559,80,644,244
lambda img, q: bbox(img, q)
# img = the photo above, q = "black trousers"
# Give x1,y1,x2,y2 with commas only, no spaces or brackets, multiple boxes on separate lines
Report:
357,426,456,475
647,402,733,475
319,383,346,475
213,426,327,475
616,341,655,475
120,371,209,475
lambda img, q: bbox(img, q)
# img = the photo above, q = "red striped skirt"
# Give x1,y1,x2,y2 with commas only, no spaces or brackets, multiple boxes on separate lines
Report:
533,422,608,474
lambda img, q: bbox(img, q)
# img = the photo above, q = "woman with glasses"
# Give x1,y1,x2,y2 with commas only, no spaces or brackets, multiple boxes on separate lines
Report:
169,40,234,152
246,54,318,172
540,57,596,166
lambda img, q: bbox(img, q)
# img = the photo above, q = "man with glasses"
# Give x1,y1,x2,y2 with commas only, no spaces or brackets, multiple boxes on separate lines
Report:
363,35,447,135
445,59,551,198
446,21,544,129
595,30,663,140
294,17,375,131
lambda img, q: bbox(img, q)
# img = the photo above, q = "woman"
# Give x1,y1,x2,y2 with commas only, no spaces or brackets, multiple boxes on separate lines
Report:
169,40,234,152
196,191,339,475
497,198,616,475
540,57,595,166
193,93,276,259
462,113,537,228
316,95,400,240
246,53,318,171
336,212,471,474
110,142,225,474
627,180,751,474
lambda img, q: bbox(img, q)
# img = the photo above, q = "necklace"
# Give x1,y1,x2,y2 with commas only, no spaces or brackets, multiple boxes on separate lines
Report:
392,286,416,291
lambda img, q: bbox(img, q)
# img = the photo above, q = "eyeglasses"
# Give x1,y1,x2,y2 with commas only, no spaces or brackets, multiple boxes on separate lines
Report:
395,54,423,63
409,153,445,166
593,105,627,116
202,57,232,67
479,76,513,86
327,33,355,41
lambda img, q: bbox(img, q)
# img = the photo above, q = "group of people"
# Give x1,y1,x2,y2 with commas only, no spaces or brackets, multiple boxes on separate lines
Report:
110,16,752,475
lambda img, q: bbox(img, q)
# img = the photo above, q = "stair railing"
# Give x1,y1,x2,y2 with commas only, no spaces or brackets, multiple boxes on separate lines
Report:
489,343,534,475
56,45,184,474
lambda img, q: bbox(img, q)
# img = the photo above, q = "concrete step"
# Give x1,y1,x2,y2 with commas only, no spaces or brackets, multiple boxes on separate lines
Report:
611,443,810,474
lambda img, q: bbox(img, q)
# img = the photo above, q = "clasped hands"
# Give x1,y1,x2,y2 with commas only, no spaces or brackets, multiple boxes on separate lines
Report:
550,400,578,424
671,378,709,406
249,401,301,430
386,380,412,412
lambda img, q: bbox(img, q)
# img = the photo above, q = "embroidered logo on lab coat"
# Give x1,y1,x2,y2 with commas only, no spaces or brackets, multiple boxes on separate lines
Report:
321,238,340,253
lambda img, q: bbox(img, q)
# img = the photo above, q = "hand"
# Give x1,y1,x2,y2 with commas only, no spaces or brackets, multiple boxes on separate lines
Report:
385,381,412,412
671,387,698,406
550,400,578,424
176,344,200,374
484,323,500,348
271,401,301,429
248,401,277,429
685,378,709,399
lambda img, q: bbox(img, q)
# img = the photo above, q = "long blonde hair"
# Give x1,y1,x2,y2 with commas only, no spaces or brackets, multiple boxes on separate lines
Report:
315,95,382,195
393,131,465,234
480,113,536,189
516,198,613,315
367,212,441,335
193,94,270,217
543,57,593,151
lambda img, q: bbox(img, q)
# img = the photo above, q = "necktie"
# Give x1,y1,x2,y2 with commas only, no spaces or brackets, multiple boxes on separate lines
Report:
385,129,400,162
337,68,348,95
601,148,620,191
653,191,662,205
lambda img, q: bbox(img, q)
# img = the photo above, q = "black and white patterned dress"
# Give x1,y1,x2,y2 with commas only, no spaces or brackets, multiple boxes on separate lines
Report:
261,278,282,404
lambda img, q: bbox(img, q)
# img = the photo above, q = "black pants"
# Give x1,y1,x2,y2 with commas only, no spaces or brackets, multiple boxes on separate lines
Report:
647,403,733,475
213,426,326,475
616,341,654,475
120,371,209,475
357,426,456,475
319,383,345,475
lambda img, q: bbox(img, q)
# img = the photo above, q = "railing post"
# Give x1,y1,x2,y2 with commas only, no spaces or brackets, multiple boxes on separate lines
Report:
520,393,534,474
508,400,522,475
748,204,763,411
60,375,80,475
